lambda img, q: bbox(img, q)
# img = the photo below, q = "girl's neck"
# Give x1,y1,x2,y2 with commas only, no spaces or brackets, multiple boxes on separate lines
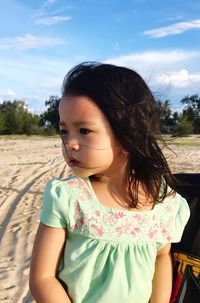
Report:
90,176,130,210
91,154,129,188
90,173,154,211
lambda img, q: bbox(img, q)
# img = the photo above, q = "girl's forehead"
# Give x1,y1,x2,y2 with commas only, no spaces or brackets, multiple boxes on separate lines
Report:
59,95,109,125
60,96,98,112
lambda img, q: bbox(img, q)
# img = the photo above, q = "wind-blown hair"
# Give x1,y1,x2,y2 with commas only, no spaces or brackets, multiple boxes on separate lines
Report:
62,62,174,208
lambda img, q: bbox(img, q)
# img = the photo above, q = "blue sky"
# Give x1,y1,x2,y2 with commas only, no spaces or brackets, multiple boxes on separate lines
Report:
0,0,200,113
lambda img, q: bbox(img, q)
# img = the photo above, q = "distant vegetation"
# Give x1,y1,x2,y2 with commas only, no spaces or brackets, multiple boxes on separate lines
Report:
0,94,200,136
157,94,200,136
0,96,60,136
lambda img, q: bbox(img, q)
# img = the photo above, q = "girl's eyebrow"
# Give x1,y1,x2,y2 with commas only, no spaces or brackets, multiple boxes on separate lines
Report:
59,121,66,126
59,121,96,126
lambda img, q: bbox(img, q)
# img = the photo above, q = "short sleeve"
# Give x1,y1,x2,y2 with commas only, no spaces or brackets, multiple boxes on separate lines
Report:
40,179,69,228
156,193,190,250
170,194,190,243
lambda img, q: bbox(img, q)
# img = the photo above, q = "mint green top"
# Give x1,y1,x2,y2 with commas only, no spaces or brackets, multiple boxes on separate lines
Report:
40,175,190,303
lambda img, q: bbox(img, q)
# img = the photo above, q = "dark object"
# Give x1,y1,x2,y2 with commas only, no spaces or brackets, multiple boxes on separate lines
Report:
170,173,200,303
172,173,200,255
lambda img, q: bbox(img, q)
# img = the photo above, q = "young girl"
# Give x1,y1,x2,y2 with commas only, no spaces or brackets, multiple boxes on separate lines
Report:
29,62,190,303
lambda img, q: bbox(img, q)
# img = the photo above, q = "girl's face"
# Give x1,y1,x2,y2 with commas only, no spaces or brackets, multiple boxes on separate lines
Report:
59,95,127,179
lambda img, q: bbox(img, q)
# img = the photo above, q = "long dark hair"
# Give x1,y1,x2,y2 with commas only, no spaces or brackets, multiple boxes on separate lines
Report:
62,62,174,208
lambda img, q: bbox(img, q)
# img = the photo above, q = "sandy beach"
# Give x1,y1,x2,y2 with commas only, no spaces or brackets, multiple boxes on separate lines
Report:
0,136,200,303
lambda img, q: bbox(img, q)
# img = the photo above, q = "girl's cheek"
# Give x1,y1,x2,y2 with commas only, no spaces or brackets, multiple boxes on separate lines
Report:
62,144,68,162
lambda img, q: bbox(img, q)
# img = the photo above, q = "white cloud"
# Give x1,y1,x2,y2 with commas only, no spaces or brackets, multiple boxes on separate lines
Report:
0,54,73,109
1,49,199,111
114,42,120,51
0,89,16,102
44,0,56,6
35,15,71,25
0,34,65,50
46,0,56,3
38,77,62,88
165,16,184,22
104,50,200,71
28,107,45,115
144,19,200,38
0,89,16,97
105,50,200,103
153,69,200,88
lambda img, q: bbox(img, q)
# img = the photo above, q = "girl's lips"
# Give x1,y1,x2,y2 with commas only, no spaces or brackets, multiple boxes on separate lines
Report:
68,159,80,167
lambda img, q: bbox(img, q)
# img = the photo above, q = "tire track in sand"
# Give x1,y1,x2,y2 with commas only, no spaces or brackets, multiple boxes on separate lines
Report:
0,151,68,303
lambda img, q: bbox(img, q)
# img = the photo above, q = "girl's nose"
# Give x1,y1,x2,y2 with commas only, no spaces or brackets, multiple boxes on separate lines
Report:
67,140,80,151
70,143,79,151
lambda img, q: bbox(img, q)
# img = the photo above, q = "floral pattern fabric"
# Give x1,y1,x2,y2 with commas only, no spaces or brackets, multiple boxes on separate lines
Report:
40,175,190,303
63,176,189,244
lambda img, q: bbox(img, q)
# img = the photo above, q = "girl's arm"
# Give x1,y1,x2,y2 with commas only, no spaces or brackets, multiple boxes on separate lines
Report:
29,223,72,303
150,243,173,303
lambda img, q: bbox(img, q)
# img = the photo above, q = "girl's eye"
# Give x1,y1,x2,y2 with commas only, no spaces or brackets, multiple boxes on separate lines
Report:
80,128,91,135
58,129,68,135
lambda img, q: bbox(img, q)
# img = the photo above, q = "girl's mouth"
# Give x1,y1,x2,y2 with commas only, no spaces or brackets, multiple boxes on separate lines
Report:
68,158,80,167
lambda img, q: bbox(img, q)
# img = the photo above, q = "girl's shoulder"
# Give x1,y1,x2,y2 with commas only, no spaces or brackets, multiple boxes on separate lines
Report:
63,174,87,188
40,175,88,228
43,174,92,206
45,174,86,192
155,188,190,216
42,174,87,213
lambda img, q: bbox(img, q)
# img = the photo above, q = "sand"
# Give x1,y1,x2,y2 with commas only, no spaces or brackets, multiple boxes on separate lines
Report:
0,137,200,303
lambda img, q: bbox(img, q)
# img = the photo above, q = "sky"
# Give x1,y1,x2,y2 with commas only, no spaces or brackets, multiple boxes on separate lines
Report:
0,0,200,113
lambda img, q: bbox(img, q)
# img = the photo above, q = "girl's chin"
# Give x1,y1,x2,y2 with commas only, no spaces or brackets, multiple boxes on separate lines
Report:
70,168,92,179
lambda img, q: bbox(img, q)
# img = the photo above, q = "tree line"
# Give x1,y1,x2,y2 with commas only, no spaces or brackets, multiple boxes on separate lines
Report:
0,94,200,136
0,96,60,136
158,94,200,135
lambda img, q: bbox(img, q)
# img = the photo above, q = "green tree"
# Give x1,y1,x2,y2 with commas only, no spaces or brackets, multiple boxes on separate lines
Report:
22,112,43,135
173,116,194,136
172,111,179,125
0,100,43,135
157,100,174,133
181,94,200,133
0,100,26,134
0,111,5,133
41,96,60,131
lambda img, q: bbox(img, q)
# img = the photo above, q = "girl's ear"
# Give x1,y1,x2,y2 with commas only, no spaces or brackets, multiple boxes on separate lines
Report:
120,148,129,156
